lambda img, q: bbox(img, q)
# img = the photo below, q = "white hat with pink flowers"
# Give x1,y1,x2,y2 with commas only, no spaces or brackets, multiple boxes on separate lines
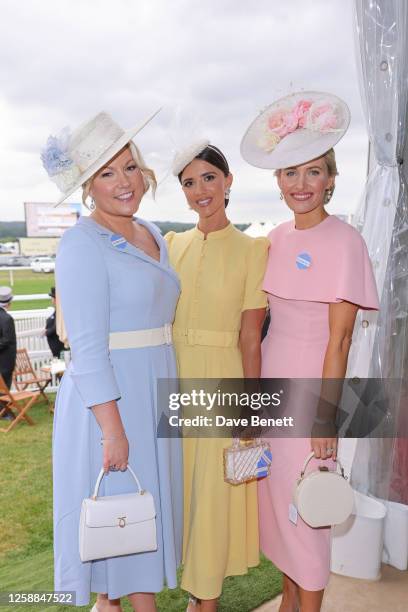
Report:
240,91,350,170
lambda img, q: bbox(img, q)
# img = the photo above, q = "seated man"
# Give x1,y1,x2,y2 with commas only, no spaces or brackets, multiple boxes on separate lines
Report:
45,287,65,358
0,286,16,420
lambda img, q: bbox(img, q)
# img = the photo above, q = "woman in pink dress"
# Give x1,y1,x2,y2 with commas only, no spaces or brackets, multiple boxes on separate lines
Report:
241,92,379,611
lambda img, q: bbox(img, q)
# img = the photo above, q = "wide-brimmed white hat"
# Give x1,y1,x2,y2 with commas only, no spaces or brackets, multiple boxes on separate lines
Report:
240,91,350,170
41,108,161,205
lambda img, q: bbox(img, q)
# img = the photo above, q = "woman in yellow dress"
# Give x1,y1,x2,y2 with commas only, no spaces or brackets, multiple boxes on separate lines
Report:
165,142,269,612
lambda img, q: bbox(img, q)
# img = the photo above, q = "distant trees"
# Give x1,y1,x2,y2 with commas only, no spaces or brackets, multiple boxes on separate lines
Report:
0,222,26,239
0,220,250,240
154,221,250,234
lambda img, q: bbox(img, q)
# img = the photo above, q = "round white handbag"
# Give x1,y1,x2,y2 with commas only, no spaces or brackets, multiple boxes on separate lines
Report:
293,451,354,528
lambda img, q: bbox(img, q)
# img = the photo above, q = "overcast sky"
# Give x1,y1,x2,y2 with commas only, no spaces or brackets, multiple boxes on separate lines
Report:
0,0,368,226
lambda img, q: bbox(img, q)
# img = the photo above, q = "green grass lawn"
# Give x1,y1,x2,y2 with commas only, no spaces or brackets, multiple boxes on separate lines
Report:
0,270,55,311
10,299,52,311
0,400,282,611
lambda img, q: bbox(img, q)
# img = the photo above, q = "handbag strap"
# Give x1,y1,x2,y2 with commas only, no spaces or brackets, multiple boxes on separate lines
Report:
300,451,345,479
92,465,143,500
232,437,262,449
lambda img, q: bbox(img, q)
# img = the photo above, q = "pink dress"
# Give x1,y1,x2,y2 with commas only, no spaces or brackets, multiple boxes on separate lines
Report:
259,215,379,591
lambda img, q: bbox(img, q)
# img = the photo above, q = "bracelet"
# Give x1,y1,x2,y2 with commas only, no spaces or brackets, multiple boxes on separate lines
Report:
101,432,126,444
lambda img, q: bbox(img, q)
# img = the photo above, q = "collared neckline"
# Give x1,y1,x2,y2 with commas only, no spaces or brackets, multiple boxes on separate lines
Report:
292,214,334,234
78,215,108,234
193,222,234,242
78,215,164,264
76,215,181,290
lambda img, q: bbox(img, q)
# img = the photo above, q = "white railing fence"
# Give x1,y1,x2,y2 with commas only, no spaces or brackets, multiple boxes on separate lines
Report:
11,308,61,393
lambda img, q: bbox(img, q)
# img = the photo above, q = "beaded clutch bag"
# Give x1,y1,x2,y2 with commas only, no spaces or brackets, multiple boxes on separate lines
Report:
223,439,272,485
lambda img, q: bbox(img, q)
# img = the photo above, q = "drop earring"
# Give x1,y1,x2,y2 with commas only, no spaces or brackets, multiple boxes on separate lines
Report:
279,192,284,200
225,187,231,200
324,188,334,204
89,197,96,211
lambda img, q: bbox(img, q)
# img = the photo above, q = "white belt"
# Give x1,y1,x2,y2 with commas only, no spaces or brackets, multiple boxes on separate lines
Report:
109,324,173,350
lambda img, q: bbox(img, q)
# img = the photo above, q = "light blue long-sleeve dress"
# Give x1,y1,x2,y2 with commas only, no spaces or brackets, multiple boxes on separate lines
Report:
53,216,183,606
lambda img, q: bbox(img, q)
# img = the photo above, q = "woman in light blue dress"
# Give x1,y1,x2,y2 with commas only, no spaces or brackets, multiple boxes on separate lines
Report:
42,111,182,611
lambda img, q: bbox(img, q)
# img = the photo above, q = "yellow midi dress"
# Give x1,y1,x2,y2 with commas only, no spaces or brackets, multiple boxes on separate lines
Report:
165,223,269,600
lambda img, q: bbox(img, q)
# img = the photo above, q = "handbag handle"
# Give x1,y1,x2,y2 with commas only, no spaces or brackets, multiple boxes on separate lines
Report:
232,437,262,449
92,465,143,500
300,451,345,479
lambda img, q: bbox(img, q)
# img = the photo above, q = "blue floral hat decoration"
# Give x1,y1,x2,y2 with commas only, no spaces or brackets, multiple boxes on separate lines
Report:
41,108,161,205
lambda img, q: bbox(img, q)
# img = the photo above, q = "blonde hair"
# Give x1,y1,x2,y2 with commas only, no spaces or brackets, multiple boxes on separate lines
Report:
82,142,157,206
275,148,338,203
322,148,338,177
274,148,338,177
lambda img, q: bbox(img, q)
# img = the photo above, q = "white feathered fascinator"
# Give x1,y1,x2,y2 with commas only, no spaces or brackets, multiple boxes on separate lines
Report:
151,107,211,183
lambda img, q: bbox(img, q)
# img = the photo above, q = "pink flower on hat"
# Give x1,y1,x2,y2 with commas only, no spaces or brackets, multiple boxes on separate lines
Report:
306,102,340,132
267,109,287,135
279,109,299,136
296,100,313,127
267,100,313,138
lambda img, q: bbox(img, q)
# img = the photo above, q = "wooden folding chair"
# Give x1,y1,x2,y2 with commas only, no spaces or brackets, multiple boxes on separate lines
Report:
0,374,39,433
13,348,52,409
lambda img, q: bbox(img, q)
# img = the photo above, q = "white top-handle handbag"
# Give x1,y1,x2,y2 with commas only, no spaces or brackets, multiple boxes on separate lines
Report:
79,465,157,562
293,451,354,528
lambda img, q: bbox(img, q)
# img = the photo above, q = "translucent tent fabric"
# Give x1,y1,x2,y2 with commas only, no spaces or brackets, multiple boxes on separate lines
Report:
347,0,408,504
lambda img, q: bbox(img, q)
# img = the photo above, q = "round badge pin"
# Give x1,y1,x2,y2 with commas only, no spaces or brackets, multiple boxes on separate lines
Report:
296,252,312,270
111,234,127,250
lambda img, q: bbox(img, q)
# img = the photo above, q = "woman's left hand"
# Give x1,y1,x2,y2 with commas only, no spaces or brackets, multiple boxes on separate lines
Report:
311,437,337,461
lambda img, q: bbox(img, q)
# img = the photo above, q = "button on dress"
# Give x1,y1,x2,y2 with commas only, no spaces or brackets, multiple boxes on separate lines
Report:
53,216,183,606
259,215,379,590
166,223,269,599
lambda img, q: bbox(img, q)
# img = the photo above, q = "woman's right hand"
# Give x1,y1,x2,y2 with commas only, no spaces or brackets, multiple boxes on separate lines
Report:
91,400,129,473
102,434,129,473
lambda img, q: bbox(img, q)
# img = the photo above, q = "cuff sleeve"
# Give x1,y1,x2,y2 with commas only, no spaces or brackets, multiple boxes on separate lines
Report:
70,364,120,407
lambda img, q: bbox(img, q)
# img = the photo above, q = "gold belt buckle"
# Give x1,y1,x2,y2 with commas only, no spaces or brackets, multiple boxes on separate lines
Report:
118,516,126,528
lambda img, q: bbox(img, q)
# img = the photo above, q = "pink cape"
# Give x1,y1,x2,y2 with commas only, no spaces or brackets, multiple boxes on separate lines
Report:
262,215,379,310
